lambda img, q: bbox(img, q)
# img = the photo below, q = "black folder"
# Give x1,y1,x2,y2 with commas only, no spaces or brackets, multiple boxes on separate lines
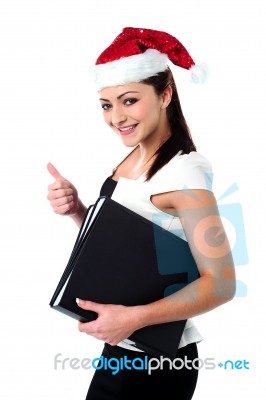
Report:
49,196,199,358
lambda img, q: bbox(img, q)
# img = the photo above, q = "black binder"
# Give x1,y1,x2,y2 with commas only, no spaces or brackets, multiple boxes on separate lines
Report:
49,196,199,358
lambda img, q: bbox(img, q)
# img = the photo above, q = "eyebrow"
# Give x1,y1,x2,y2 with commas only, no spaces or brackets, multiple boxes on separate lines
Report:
99,91,140,102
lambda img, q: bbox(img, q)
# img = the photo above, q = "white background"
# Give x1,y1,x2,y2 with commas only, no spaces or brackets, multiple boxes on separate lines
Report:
0,0,264,398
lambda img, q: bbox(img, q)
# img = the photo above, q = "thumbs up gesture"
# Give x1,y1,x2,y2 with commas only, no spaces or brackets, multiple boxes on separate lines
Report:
47,162,80,217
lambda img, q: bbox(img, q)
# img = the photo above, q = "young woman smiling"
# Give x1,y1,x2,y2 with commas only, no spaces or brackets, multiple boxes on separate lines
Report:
47,27,236,399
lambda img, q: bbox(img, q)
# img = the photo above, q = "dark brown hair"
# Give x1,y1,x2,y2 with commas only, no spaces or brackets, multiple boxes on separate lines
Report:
142,68,196,180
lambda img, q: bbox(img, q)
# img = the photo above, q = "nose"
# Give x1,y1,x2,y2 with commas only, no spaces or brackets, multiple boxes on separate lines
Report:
111,104,127,127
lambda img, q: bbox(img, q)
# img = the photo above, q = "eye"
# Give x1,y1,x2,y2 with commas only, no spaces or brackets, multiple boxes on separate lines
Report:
124,98,138,106
101,103,112,111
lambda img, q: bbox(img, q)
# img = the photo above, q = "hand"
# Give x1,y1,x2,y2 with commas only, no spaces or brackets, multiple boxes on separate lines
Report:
77,300,141,346
47,162,79,216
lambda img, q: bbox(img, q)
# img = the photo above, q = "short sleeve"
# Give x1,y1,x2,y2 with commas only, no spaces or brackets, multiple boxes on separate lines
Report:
111,151,214,230
148,151,213,195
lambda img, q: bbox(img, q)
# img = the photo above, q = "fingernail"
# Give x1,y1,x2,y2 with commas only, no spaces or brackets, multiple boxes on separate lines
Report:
76,298,84,305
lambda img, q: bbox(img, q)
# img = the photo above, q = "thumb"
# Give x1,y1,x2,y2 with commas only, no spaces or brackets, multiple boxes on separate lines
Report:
47,162,65,182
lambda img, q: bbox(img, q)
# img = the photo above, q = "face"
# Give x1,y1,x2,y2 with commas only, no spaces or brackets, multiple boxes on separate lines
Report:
99,82,171,147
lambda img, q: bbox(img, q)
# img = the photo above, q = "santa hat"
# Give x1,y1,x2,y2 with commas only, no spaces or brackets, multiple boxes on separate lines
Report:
94,27,209,90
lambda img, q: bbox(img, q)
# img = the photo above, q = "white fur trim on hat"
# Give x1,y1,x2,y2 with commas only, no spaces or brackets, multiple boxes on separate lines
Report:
190,63,210,84
94,49,168,91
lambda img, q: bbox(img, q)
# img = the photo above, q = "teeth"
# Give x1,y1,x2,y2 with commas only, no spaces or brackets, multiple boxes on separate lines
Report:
119,125,136,132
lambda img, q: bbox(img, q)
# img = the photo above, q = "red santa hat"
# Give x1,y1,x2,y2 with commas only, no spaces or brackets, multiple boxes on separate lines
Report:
94,27,209,90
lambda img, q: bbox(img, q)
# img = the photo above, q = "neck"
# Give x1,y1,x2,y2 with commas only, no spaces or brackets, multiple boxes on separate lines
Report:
137,123,171,166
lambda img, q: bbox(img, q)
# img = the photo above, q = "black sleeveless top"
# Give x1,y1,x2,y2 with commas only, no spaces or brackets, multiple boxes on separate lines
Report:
99,177,117,198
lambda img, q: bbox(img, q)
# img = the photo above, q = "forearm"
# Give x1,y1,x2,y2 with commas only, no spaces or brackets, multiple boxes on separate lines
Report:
70,199,87,227
135,271,236,329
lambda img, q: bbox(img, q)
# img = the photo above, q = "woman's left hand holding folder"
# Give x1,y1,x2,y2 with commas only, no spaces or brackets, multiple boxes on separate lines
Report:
76,299,142,346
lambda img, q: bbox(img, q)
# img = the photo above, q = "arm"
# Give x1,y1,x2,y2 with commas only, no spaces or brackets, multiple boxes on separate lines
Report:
77,188,236,345
47,162,87,228
134,189,236,328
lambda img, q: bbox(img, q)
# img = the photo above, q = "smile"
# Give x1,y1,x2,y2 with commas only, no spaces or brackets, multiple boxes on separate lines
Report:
118,124,138,135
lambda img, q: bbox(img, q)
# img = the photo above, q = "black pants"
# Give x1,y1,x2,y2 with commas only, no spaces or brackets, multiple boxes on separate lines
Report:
85,342,199,400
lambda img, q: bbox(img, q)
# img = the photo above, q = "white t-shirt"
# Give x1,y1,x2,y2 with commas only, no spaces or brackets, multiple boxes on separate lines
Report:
111,151,213,352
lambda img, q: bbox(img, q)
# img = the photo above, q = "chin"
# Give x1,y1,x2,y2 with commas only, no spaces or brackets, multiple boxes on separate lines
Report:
122,142,138,148
119,136,139,148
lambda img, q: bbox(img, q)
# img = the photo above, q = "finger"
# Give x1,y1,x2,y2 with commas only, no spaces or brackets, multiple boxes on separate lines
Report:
48,180,72,191
78,320,97,333
47,162,65,182
53,201,74,215
52,195,74,208
47,188,73,201
76,299,102,312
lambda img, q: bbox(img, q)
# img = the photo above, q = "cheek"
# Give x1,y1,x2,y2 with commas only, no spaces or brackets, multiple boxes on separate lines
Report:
145,108,161,125
135,104,158,122
103,112,111,125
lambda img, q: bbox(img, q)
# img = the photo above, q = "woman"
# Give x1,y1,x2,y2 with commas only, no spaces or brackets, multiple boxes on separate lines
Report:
47,27,236,399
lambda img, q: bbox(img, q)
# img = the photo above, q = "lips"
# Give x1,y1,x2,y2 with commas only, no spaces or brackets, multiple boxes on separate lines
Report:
118,124,138,135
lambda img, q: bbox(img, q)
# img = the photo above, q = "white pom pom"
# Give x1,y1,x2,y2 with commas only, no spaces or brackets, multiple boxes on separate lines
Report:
190,63,210,84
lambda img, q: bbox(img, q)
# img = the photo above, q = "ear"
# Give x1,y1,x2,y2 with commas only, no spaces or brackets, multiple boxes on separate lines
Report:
161,86,172,109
